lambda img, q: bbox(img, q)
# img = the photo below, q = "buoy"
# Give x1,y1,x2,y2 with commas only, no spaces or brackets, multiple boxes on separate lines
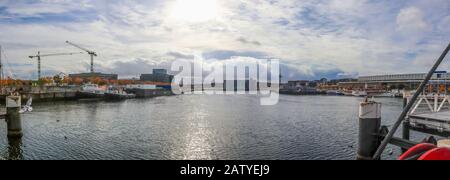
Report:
418,148,450,160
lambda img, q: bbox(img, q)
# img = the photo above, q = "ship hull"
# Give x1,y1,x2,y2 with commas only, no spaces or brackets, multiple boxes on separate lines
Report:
104,93,136,100
76,91,105,99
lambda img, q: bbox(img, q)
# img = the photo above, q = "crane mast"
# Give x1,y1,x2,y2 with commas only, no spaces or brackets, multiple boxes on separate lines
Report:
65,41,97,73
29,51,83,80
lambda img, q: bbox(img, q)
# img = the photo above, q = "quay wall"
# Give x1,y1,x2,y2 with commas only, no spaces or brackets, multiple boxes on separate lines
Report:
22,91,78,102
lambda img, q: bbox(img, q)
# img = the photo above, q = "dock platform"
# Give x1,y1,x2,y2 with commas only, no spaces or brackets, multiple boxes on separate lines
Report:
409,111,450,134
404,94,450,137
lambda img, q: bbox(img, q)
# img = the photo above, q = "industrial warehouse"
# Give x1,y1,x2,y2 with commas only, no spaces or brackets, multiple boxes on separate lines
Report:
339,71,450,91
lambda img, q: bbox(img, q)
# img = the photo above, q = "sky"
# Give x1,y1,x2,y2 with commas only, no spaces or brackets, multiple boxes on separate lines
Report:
0,0,449,80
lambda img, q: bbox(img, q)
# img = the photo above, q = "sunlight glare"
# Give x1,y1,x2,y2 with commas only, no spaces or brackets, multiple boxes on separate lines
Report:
170,0,220,23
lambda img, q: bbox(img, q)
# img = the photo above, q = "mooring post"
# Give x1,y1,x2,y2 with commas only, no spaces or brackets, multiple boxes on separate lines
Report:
6,96,22,138
358,99,382,160
402,97,411,153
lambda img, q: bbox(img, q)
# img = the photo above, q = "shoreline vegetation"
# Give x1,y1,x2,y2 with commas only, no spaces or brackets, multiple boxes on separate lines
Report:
0,75,174,103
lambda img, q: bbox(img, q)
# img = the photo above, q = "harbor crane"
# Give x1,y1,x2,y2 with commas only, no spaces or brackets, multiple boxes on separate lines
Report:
65,41,97,73
29,51,83,80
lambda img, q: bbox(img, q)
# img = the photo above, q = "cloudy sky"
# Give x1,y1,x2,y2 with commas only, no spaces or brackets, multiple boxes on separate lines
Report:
0,0,449,80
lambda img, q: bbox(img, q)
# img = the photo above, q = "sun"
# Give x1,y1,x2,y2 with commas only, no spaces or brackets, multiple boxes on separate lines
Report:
170,0,220,23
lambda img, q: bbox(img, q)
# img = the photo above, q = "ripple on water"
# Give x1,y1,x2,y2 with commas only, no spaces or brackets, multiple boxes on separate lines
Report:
0,95,421,160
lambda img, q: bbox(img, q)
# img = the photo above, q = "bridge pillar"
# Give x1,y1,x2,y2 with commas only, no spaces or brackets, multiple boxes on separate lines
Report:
6,96,22,138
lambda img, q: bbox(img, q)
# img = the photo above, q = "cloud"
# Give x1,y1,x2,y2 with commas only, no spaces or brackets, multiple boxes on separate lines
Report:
396,7,429,33
236,37,262,46
0,0,448,80
94,58,173,78
202,50,268,60
437,15,450,32
166,51,195,59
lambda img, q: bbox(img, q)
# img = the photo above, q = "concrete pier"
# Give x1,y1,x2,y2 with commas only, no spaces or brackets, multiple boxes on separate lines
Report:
6,96,22,138
358,99,382,160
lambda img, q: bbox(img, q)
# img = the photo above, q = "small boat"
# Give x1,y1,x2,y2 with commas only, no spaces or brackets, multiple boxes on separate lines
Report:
105,91,136,100
371,92,395,98
352,90,367,97
342,90,353,96
76,84,105,99
326,90,344,96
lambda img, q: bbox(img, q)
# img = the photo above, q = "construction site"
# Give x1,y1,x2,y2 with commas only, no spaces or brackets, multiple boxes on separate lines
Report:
0,41,173,102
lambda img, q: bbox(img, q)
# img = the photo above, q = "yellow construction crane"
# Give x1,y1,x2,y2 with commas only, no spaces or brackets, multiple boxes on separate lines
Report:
29,51,83,80
65,41,97,73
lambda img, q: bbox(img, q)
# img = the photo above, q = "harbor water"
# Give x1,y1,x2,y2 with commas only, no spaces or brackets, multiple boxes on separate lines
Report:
0,95,425,160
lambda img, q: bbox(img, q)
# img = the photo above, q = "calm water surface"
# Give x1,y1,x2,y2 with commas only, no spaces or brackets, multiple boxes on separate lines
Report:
0,95,429,160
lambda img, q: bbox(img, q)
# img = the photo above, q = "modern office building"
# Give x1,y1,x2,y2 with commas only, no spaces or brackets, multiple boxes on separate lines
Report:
152,69,168,75
140,69,174,83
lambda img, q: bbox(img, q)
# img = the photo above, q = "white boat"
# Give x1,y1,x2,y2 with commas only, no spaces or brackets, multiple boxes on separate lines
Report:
342,90,353,96
352,90,368,97
76,84,105,99
326,90,344,96
105,86,136,100
372,92,395,97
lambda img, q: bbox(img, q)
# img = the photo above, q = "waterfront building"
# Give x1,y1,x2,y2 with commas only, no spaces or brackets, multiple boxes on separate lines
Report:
358,72,449,82
140,69,174,83
338,72,449,90
288,80,311,87
280,80,322,95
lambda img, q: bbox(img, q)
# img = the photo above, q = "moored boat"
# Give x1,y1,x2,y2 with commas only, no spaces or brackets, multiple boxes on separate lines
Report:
352,90,367,97
125,84,173,98
371,92,395,97
326,90,344,96
76,84,105,99
105,91,136,100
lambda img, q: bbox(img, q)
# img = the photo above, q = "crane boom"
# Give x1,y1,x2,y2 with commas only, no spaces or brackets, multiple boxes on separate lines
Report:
29,52,83,58
65,41,97,73
29,51,83,80
65,41,95,54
